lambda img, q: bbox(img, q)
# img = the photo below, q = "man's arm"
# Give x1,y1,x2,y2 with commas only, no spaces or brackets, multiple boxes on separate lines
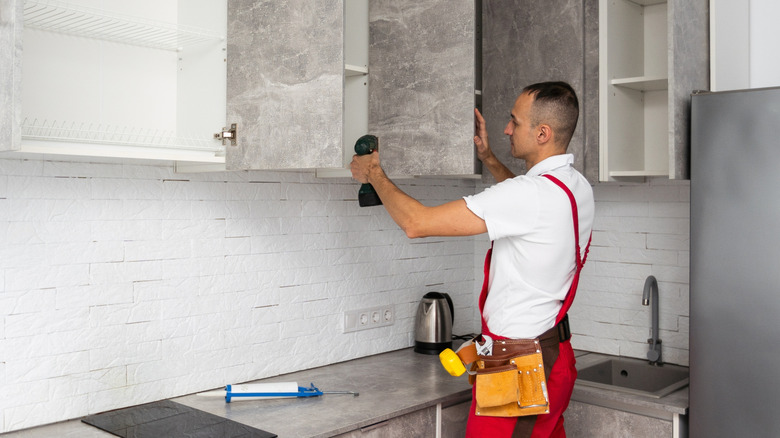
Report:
351,152,487,239
474,108,515,183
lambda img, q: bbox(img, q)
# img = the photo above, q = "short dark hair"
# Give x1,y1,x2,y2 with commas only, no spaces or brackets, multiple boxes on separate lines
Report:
522,81,579,150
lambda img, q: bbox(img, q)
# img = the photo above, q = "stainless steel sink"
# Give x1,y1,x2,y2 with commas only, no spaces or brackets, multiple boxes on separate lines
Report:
576,357,689,398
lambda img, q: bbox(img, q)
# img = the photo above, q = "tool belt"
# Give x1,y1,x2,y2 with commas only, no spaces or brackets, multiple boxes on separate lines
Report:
458,315,571,418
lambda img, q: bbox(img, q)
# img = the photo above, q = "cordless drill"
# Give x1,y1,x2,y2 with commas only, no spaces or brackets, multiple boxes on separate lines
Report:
354,134,383,207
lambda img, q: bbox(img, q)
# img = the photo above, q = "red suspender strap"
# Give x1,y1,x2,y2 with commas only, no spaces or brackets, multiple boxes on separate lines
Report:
478,244,493,335
541,174,591,324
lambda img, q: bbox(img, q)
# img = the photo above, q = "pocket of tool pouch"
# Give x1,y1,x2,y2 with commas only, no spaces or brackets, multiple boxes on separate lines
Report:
475,364,519,408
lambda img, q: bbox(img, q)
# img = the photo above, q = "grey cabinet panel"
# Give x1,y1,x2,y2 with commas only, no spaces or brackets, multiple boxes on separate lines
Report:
669,0,709,180
334,406,437,437
0,0,22,152
482,0,599,183
441,400,470,437
226,0,344,170
369,1,477,177
566,400,675,437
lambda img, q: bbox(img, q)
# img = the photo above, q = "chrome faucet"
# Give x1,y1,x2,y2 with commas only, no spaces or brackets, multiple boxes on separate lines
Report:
642,275,662,365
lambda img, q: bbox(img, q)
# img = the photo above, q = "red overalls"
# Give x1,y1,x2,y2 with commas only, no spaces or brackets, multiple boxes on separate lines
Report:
465,174,591,438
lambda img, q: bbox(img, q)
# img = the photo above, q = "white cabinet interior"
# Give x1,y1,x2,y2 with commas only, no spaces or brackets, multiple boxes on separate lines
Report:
599,0,708,181
19,0,227,163
599,0,669,179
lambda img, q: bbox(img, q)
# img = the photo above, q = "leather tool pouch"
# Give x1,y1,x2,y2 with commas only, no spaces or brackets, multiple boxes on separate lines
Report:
473,339,550,417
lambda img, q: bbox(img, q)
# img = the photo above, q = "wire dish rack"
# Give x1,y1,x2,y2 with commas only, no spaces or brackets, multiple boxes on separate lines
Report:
21,118,224,153
23,0,224,51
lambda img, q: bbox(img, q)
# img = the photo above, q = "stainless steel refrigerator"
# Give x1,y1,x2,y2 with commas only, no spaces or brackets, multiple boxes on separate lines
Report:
690,86,780,437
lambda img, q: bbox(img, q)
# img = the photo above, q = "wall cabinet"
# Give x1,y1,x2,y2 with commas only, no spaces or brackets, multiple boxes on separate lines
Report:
598,0,708,181
5,0,227,163
227,0,347,171
2,0,480,177
323,0,482,178
481,0,600,183
0,0,22,153
367,0,479,177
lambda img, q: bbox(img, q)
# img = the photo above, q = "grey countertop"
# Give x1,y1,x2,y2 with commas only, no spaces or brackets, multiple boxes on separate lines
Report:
174,348,472,437
0,348,689,437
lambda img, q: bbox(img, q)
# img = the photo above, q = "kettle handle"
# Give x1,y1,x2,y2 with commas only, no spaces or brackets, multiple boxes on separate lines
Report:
443,293,454,325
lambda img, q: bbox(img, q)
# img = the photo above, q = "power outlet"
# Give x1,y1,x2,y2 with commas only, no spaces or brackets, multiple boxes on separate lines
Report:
343,305,395,333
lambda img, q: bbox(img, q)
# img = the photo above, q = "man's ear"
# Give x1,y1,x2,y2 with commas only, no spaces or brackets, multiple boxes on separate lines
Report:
536,124,553,144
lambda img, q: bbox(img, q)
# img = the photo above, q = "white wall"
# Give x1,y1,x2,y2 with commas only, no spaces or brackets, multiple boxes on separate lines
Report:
0,157,479,433
711,0,780,90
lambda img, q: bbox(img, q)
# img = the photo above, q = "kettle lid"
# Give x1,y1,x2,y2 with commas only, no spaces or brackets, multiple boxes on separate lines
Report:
423,291,448,300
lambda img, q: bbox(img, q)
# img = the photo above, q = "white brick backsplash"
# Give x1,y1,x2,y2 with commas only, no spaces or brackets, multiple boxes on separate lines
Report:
572,179,690,366
0,156,695,433
8,176,90,200
91,178,161,200
6,351,91,384
5,265,90,292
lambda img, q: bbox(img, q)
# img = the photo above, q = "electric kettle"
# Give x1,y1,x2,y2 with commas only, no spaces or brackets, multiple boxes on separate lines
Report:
414,292,454,354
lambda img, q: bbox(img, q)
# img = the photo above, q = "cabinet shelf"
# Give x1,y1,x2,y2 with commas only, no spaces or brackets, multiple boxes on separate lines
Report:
611,76,668,91
23,0,224,51
609,169,668,178
345,64,368,76
21,118,224,153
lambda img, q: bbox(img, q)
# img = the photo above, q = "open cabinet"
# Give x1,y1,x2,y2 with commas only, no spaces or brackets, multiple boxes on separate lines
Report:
2,0,480,176
598,0,708,181
16,0,227,163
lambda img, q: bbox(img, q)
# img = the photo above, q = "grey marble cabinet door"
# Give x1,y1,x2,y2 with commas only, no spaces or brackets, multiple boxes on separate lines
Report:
482,0,599,184
0,0,22,152
225,0,345,171
368,0,478,177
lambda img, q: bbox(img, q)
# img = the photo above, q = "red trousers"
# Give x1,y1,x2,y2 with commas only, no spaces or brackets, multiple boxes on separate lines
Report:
464,340,577,438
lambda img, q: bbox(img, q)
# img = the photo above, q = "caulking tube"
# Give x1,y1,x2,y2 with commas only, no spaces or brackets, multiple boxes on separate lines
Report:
226,382,301,400
197,382,301,402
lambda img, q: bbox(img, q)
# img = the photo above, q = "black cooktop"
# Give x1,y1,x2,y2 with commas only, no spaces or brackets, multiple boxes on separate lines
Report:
82,400,276,438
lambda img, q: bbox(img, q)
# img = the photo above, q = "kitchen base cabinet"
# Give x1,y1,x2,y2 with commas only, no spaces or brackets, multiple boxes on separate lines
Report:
333,406,436,438
566,400,687,438
440,399,470,438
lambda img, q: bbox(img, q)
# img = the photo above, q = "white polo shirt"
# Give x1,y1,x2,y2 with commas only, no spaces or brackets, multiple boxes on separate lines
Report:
464,154,594,339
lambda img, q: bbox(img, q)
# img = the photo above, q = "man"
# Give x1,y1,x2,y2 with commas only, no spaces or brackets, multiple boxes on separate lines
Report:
351,81,594,437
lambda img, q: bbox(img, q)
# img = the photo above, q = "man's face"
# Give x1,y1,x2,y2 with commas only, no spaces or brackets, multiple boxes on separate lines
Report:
504,93,535,159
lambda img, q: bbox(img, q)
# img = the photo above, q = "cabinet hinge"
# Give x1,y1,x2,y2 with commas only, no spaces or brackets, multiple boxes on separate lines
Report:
214,123,237,146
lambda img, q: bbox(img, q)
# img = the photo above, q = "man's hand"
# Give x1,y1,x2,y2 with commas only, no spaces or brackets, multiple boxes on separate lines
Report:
350,150,380,184
474,108,493,162
348,137,488,239
473,107,516,182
